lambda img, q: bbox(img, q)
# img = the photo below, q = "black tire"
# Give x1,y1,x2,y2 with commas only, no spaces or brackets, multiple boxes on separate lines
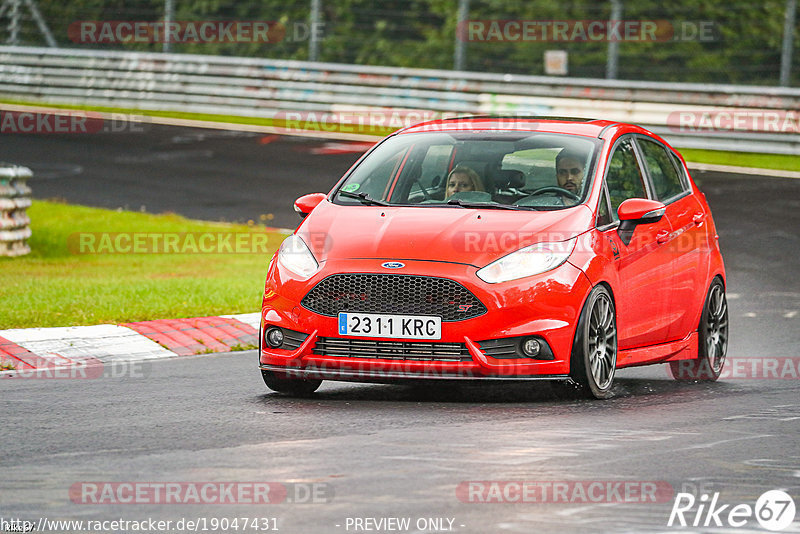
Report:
261,370,322,396
670,278,728,381
569,285,618,399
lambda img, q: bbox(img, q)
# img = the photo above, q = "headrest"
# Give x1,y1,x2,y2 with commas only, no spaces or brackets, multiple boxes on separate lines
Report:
492,169,525,189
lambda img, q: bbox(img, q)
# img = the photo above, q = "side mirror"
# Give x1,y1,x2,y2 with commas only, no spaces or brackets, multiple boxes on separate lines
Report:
616,198,666,245
618,198,666,223
294,193,326,219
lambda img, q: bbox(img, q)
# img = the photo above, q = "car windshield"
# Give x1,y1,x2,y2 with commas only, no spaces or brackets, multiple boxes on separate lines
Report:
334,131,599,210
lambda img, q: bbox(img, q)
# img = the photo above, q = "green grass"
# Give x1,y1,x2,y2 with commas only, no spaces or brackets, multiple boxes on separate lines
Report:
680,148,800,173
0,201,290,328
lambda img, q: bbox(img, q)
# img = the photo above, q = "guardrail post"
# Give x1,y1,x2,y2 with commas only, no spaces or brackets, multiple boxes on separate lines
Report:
606,0,622,80
0,164,32,257
780,0,797,86
454,0,470,71
163,0,175,53
310,0,321,61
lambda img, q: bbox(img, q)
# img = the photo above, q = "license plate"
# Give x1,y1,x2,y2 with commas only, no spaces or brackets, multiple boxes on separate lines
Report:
338,312,441,340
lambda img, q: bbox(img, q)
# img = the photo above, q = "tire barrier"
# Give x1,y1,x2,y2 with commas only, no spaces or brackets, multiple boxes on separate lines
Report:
0,164,32,257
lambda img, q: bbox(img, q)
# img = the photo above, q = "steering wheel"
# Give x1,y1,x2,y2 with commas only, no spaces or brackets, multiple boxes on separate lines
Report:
529,186,580,200
413,176,433,201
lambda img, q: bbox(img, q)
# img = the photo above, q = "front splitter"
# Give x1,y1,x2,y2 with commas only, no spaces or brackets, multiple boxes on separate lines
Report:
260,363,570,383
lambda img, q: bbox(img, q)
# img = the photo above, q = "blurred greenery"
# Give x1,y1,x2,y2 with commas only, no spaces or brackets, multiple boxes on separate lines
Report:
5,0,795,85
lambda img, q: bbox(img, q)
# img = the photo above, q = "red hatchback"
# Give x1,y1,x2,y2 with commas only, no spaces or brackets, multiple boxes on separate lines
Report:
259,117,728,399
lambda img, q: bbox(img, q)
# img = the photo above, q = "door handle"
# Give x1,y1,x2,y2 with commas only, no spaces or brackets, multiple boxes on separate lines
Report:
693,212,704,226
656,230,670,244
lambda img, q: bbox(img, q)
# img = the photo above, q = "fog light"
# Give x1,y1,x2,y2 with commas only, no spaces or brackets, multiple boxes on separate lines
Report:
521,338,541,358
265,327,285,348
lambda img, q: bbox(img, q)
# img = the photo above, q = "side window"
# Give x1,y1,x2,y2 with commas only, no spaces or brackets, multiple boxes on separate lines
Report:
669,151,690,189
606,137,648,220
352,148,406,201
638,138,686,201
597,187,612,227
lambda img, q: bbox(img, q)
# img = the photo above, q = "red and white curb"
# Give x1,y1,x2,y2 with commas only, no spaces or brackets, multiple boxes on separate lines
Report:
0,312,259,375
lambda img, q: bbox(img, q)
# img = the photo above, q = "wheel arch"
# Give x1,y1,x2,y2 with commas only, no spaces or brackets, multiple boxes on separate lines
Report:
692,272,726,333
568,281,618,399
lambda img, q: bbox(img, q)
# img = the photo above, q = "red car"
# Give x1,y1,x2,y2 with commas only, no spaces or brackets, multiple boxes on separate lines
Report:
259,117,727,399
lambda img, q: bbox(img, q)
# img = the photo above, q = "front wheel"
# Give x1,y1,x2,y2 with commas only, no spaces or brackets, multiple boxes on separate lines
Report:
569,285,618,399
670,278,728,381
261,370,322,396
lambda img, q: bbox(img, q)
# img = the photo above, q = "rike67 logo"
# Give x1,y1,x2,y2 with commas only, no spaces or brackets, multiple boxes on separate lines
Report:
668,489,796,531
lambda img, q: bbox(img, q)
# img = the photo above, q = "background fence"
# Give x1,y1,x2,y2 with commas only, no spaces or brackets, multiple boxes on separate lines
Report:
2,46,799,154
0,0,798,86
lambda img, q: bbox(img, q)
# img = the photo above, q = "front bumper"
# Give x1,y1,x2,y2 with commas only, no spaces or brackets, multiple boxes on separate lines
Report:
260,258,591,381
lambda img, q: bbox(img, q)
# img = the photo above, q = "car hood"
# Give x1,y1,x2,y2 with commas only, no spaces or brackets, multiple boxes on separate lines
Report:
297,200,594,267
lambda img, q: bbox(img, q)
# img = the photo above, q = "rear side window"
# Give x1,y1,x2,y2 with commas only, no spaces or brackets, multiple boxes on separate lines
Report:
597,187,612,227
669,151,690,186
637,138,686,201
605,137,648,219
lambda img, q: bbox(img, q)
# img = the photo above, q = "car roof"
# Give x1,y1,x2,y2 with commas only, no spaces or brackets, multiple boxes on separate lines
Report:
396,115,651,140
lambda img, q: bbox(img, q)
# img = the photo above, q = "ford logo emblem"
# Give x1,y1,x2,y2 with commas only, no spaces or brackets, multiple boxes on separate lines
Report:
381,261,405,269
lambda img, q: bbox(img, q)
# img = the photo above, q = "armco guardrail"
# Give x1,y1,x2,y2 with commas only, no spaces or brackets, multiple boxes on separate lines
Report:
0,46,799,154
0,164,32,257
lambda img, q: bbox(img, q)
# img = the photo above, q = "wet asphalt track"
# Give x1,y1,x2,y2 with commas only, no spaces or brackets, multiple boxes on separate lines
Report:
1,125,363,229
1,124,799,533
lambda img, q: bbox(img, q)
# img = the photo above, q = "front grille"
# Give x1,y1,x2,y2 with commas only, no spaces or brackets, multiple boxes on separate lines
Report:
301,274,487,321
478,338,522,359
280,328,309,351
313,337,472,362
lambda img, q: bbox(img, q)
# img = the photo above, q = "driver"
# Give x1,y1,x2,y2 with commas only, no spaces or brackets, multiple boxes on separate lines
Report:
555,148,587,205
445,166,484,198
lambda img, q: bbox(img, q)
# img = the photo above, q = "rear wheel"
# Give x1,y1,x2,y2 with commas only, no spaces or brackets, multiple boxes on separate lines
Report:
670,278,728,381
569,285,617,399
261,370,322,396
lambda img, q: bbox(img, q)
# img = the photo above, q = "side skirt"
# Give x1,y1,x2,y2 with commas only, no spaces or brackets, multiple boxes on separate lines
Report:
617,332,699,369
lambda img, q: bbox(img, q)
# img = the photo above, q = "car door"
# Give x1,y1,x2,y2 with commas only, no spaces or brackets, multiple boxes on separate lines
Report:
635,137,707,341
603,136,675,349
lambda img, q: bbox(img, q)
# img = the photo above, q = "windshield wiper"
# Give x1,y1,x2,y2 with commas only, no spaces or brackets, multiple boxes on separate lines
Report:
446,199,534,211
337,190,389,206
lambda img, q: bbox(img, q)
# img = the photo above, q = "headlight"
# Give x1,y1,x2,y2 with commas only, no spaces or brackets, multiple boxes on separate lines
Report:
476,238,577,283
277,234,319,278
